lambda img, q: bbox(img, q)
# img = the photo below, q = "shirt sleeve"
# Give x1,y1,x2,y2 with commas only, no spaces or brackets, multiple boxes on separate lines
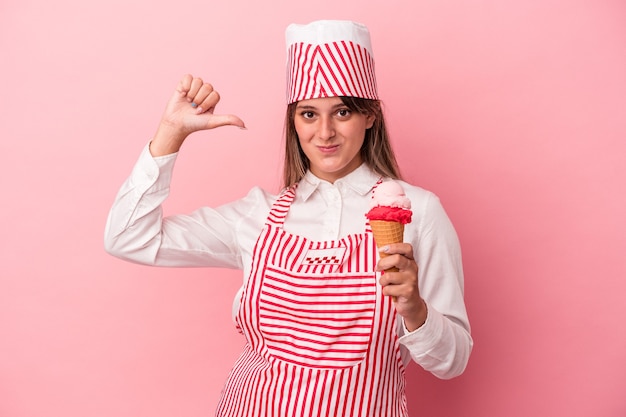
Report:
103,143,267,269
397,188,473,379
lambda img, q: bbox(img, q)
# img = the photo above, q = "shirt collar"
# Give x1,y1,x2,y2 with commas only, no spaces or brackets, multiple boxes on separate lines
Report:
297,163,382,202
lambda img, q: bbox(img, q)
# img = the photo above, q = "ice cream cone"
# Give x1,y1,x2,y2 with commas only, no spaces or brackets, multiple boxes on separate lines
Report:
366,180,413,302
370,220,404,273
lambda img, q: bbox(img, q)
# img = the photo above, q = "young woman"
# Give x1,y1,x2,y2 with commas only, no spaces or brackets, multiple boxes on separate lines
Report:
105,19,472,417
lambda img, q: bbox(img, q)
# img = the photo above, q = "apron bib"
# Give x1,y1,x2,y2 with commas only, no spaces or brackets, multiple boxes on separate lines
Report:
216,185,408,417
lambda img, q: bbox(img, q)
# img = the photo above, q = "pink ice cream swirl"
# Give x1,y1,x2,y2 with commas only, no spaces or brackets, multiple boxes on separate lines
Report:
365,180,413,224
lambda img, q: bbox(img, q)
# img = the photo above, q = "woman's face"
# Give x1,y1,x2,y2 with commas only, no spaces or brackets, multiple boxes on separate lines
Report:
294,97,375,183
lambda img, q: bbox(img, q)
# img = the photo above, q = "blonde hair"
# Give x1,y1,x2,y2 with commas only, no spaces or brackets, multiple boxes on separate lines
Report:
282,97,401,188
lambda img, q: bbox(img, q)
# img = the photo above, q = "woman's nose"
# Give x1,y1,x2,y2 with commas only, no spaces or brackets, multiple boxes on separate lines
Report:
318,117,336,140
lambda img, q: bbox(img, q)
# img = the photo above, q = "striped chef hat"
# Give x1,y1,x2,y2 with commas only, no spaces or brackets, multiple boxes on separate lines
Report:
285,20,379,104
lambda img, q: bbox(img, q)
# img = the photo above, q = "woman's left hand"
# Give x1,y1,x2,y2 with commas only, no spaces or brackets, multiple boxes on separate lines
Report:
377,243,428,332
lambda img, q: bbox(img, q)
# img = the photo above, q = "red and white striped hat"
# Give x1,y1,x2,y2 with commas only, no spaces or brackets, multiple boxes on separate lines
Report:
285,20,379,104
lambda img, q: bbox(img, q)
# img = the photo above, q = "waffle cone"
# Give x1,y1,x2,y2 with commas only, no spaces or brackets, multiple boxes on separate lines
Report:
370,220,404,273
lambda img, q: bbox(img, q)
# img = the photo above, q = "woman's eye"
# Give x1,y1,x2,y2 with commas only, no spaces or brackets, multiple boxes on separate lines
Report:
337,109,351,117
301,111,315,119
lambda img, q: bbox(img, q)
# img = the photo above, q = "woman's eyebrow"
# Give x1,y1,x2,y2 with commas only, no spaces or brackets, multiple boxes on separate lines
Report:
296,104,345,111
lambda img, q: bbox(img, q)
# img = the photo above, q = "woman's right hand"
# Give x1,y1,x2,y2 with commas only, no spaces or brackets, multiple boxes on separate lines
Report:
150,74,246,156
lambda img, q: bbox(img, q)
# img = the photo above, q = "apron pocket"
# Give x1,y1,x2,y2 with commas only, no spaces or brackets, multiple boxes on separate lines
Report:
258,266,377,369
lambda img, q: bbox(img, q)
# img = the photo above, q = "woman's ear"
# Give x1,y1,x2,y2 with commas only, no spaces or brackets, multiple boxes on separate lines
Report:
366,114,376,129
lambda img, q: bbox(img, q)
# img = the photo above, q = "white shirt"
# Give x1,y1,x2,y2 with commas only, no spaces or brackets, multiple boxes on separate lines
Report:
104,144,473,379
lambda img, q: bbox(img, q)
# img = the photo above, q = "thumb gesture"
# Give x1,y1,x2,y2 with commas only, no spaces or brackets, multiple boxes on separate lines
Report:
151,75,245,155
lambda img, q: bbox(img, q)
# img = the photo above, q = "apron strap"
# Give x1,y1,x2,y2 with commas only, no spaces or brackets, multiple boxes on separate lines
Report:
365,177,385,232
266,184,297,227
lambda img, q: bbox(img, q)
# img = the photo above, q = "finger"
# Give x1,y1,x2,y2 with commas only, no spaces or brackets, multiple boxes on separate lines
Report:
376,253,407,271
378,269,398,287
195,89,219,115
206,113,247,129
379,243,415,260
192,83,215,111
187,77,205,103
379,273,402,301
383,284,421,305
379,269,413,286
379,272,419,299
376,255,398,272
381,284,401,299
177,74,194,97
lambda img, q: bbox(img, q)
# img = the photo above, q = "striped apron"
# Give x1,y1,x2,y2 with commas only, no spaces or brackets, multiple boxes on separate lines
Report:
215,185,408,417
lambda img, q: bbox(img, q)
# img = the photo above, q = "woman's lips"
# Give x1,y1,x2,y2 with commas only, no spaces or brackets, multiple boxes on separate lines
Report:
318,144,339,154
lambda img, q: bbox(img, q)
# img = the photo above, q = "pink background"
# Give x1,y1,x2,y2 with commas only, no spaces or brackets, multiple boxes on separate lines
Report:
2,0,625,416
